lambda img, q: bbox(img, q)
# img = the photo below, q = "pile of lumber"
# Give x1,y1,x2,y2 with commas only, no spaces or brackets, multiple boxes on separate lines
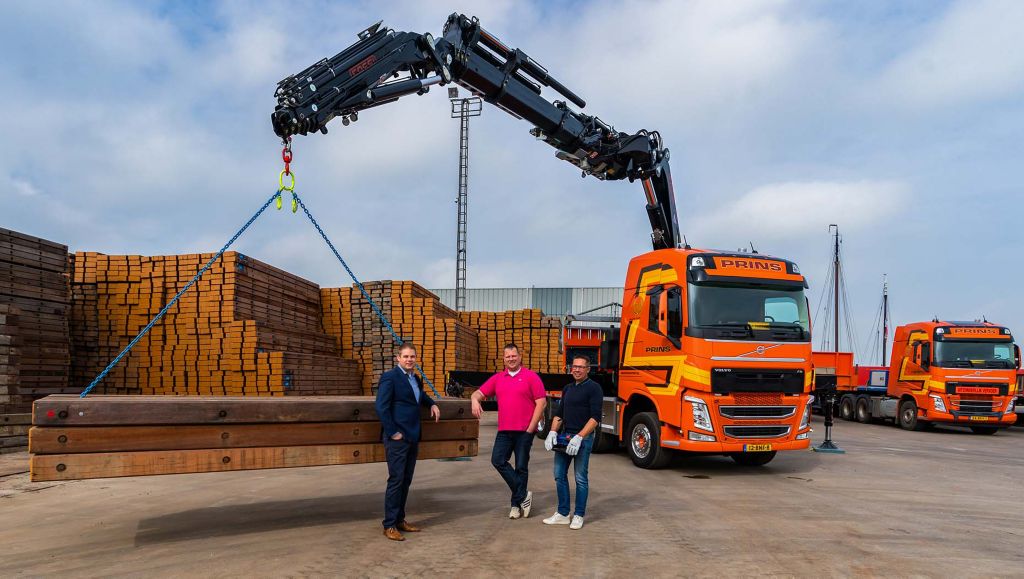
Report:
70,252,361,396
332,281,481,395
0,228,72,416
458,309,564,373
29,395,477,481
1,413,30,455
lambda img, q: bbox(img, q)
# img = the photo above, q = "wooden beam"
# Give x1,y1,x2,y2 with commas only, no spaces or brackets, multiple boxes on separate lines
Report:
30,420,479,454
33,395,471,426
30,439,478,481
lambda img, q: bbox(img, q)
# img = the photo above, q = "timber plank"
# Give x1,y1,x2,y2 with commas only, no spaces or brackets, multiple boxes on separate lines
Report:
33,395,471,425
30,439,478,481
29,419,478,453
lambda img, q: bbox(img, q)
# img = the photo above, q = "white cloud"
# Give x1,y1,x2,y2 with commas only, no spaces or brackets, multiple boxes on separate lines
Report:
691,180,909,243
10,177,39,197
870,0,1024,109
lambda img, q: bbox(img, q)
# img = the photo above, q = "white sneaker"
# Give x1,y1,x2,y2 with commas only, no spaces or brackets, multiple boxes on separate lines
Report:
569,515,584,530
543,512,571,525
520,491,533,519
508,506,522,520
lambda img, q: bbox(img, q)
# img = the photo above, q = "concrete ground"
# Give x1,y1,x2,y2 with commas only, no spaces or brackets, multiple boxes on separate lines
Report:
1,415,1023,578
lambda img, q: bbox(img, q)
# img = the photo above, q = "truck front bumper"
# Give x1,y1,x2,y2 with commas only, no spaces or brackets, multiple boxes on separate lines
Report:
922,409,1016,427
673,434,811,453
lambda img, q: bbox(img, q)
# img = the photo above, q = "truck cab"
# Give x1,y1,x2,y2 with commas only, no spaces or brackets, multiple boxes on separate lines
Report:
609,248,814,467
888,321,1019,433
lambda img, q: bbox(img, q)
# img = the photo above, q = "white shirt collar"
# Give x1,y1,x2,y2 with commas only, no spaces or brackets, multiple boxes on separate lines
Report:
507,367,522,377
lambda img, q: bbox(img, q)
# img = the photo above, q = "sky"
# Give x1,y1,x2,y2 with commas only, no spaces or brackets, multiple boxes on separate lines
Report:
2,0,1022,364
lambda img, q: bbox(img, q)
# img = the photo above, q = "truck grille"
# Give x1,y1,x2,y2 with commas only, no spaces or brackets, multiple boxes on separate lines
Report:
711,369,805,394
955,399,994,415
723,425,791,439
720,406,796,419
733,393,784,405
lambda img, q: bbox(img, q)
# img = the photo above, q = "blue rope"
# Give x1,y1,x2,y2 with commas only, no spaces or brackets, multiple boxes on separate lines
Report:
80,191,280,397
292,191,441,398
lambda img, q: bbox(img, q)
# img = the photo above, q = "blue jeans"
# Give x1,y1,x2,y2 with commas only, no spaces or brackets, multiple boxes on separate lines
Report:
491,431,534,506
553,433,594,517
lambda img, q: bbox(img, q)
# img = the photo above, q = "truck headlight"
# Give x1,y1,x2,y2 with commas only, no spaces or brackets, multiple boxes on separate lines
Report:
687,431,716,442
1005,398,1016,414
799,403,811,430
684,396,714,432
930,395,946,413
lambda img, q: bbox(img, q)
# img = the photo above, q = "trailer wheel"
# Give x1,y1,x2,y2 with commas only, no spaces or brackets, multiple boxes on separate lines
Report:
969,426,999,435
855,397,871,423
627,412,672,469
730,451,777,466
897,399,923,431
839,396,855,421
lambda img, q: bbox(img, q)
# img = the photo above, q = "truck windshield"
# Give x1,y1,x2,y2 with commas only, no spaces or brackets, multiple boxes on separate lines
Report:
688,282,809,332
934,341,1015,369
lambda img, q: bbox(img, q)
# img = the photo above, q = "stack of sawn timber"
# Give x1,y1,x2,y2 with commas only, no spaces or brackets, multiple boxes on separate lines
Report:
329,281,480,395
457,309,564,374
1,413,31,455
0,229,71,454
322,281,565,395
29,395,477,481
70,251,361,396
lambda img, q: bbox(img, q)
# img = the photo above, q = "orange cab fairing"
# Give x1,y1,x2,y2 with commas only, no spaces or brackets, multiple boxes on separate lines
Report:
889,321,1018,427
616,249,814,453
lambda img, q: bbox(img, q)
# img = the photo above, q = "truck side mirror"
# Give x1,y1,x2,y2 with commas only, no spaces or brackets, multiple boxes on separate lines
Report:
1014,344,1021,369
920,343,931,370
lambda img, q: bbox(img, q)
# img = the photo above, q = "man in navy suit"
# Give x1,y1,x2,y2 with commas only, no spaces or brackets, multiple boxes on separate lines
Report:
375,342,441,541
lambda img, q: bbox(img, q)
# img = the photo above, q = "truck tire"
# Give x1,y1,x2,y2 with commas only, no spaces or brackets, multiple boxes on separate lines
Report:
730,451,777,466
855,397,871,423
970,426,999,435
839,396,855,421
626,412,672,469
898,399,924,431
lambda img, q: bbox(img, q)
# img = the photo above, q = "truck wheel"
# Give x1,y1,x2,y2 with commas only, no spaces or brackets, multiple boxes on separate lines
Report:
730,451,777,466
839,396,855,421
970,426,999,435
627,412,672,469
897,399,923,431
855,397,871,423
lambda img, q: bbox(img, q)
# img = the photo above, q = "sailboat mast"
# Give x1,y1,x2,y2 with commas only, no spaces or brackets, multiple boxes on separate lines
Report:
830,225,840,351
881,274,889,364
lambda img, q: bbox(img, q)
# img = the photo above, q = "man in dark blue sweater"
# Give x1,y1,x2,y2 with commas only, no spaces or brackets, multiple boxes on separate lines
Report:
542,355,603,530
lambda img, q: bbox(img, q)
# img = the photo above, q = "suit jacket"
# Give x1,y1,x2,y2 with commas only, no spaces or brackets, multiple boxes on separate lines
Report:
375,366,436,443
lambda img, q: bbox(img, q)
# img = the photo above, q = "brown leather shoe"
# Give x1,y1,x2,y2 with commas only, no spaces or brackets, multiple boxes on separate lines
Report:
383,527,405,541
397,520,421,532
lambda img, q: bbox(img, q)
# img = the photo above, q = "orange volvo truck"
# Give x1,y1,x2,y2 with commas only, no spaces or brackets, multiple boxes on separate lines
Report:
835,321,1019,433
273,13,814,468
600,250,814,467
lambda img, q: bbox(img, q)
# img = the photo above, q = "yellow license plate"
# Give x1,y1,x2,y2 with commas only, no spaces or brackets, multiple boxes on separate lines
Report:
743,444,773,452
969,416,990,421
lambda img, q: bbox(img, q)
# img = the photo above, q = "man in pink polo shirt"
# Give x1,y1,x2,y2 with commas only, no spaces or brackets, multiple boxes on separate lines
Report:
471,343,547,519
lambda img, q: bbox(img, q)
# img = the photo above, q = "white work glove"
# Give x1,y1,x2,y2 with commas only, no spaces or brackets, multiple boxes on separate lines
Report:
566,435,584,456
544,431,558,452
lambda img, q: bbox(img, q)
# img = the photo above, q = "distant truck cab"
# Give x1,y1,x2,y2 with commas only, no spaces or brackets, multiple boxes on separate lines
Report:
832,321,1019,433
